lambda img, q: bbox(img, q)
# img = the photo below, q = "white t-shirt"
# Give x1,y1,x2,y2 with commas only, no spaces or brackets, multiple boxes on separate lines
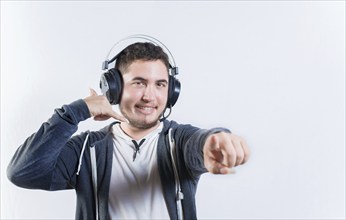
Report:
108,123,170,220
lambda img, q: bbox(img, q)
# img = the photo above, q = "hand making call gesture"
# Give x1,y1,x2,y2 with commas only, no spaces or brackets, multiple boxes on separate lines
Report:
83,88,128,122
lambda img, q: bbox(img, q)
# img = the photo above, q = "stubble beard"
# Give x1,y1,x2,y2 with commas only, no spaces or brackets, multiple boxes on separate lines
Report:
120,107,163,130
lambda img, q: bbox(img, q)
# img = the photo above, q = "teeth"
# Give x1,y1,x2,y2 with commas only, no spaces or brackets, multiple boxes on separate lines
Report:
137,106,156,114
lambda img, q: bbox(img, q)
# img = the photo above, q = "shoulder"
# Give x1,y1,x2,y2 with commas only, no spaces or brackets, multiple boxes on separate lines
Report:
162,120,201,138
74,122,118,146
162,120,231,140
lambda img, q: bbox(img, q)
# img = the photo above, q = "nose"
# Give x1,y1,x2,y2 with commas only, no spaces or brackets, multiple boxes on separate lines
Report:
142,85,155,102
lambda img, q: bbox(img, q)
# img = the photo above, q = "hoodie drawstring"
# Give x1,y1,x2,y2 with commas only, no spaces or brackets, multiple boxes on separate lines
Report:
76,133,90,175
168,128,184,220
90,145,99,220
75,132,98,220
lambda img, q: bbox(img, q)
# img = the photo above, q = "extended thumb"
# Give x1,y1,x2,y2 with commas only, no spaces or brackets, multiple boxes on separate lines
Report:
89,88,98,96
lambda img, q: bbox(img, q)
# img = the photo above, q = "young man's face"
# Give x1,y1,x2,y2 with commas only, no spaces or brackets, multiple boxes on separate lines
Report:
119,60,169,129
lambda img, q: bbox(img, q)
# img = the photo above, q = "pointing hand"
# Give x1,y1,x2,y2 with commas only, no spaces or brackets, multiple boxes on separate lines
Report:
203,132,250,174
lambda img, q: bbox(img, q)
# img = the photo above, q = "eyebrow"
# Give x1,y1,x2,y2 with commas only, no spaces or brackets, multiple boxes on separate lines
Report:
132,77,168,84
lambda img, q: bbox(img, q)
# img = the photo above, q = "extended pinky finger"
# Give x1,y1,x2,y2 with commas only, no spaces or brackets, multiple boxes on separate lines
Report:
110,111,129,123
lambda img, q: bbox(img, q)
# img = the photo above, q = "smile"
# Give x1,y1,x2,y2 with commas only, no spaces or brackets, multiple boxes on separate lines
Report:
135,105,157,114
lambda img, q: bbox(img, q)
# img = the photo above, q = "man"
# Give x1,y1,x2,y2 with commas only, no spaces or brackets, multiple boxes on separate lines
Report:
7,40,250,220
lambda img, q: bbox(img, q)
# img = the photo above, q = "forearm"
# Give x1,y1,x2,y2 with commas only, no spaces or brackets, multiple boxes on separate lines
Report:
7,99,90,190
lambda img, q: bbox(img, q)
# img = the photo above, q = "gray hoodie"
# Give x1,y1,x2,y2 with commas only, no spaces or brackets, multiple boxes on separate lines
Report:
7,99,230,220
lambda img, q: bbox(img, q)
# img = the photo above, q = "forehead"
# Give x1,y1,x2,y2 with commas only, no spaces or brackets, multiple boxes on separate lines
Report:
123,60,169,80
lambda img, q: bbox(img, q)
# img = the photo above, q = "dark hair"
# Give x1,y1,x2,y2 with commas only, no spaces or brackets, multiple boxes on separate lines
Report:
115,42,170,74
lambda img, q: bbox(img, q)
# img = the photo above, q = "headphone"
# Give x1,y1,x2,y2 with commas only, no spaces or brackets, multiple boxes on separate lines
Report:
100,34,181,109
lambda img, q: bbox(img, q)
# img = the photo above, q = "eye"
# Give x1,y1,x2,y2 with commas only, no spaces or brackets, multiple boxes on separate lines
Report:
133,81,145,87
157,82,167,88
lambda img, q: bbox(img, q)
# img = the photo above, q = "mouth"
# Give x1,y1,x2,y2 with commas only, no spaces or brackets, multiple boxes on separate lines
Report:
135,105,157,115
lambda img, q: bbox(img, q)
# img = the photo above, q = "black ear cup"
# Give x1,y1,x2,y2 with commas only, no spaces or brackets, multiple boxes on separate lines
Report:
99,68,123,105
167,75,181,108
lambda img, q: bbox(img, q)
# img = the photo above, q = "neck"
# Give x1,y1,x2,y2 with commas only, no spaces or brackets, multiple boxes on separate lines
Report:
119,121,160,141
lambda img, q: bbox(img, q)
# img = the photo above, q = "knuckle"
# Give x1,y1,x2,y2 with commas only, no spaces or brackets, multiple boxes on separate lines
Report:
236,154,244,162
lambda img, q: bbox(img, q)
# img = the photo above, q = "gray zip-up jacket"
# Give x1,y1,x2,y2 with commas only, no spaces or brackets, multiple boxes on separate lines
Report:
7,99,230,220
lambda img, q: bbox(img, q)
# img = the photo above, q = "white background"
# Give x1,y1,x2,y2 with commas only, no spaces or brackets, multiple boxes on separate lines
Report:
1,1,345,219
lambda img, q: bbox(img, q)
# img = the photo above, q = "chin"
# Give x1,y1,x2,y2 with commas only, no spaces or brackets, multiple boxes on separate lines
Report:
129,119,159,129
127,114,162,129
120,107,164,129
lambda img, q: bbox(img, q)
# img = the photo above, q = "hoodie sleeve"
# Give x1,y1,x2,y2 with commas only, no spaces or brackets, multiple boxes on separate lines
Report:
7,99,91,190
174,124,231,179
